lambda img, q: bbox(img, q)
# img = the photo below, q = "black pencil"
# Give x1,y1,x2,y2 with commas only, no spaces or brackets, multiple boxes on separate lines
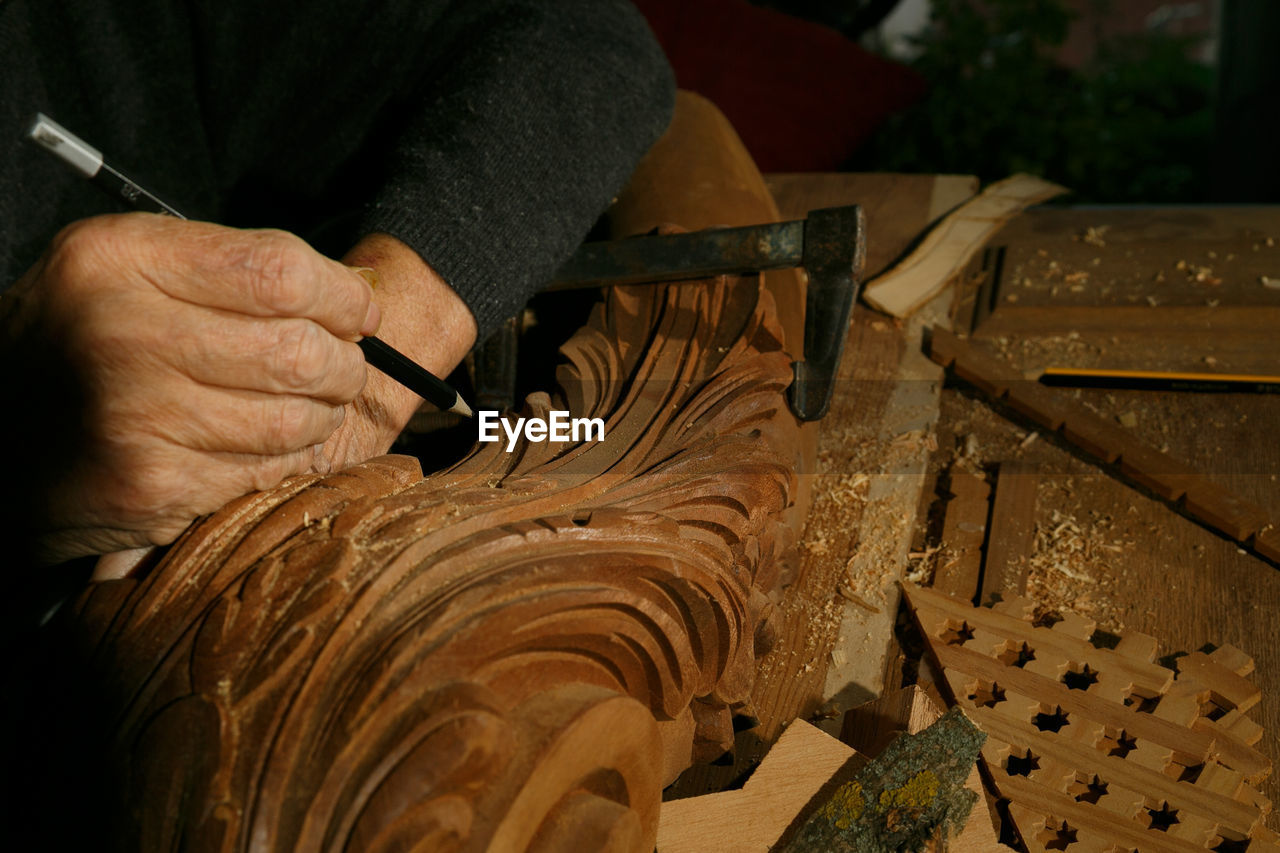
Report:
27,112,473,418
1039,366,1280,394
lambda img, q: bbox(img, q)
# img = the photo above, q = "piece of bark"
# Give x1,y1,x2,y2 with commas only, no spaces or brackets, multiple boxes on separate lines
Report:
842,685,1006,852
656,721,863,853
863,174,1068,319
779,708,985,853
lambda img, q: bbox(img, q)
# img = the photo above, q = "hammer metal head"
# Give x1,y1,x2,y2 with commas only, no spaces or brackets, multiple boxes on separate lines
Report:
538,204,866,421
790,205,866,420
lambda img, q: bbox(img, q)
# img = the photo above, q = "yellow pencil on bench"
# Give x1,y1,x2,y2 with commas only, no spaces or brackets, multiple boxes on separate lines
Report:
1039,366,1280,394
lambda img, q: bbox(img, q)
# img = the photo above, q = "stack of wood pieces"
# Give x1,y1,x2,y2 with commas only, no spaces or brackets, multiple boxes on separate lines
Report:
903,582,1277,852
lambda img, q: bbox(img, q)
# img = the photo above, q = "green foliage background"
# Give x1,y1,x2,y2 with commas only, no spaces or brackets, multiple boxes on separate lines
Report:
854,0,1215,203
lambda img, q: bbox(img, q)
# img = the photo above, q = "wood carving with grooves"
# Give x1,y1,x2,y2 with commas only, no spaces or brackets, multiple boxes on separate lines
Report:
904,582,1278,852
928,328,1280,564
28,257,800,849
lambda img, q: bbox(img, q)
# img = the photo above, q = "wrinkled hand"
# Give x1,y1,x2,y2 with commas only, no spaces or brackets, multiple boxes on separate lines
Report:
6,213,380,563
317,233,478,471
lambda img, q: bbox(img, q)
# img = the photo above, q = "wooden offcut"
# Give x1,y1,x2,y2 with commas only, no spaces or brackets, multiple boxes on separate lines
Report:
980,461,1039,605
656,721,862,853
863,174,1068,319
934,470,991,600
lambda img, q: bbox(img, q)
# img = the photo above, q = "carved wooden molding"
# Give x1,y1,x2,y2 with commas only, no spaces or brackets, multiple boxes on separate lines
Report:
51,258,799,850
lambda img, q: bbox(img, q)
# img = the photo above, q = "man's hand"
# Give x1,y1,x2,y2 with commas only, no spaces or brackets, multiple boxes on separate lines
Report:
6,213,380,563
319,233,478,471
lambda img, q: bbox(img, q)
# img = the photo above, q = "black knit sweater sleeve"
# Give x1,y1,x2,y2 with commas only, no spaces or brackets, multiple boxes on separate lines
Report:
356,1,676,336
0,0,675,338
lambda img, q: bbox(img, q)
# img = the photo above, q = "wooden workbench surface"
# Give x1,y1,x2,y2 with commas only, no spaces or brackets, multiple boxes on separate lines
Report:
667,183,1280,821
667,171,979,798
937,204,1280,807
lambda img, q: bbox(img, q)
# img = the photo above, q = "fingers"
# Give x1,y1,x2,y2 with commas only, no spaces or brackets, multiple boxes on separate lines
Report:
165,305,369,404
119,381,347,456
54,214,381,339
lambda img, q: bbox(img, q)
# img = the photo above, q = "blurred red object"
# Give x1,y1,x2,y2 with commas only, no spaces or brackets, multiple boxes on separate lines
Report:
632,0,926,171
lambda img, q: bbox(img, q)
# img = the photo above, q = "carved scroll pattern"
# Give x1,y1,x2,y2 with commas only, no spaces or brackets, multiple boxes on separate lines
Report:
70,272,799,851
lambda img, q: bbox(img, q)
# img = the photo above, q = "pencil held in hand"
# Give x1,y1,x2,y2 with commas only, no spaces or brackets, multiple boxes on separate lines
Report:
27,112,473,417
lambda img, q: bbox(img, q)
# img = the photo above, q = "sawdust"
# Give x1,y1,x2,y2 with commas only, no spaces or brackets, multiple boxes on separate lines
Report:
1024,502,1131,631
1174,258,1223,286
1075,225,1110,247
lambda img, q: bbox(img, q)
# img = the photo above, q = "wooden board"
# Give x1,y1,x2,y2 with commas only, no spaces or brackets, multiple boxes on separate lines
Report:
981,207,1280,310
981,461,1039,605
665,173,979,800
905,582,1277,852
934,471,991,600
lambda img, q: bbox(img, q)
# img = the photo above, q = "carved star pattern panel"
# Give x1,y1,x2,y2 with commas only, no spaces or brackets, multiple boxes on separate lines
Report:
905,582,1278,853
59,271,800,852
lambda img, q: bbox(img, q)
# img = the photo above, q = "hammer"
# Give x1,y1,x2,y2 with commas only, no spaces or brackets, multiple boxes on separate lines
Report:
477,206,865,421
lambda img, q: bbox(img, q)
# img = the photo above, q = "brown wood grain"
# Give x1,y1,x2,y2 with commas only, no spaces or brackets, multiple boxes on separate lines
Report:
927,205,1280,811
980,461,1038,605
906,583,1275,851
656,721,862,853
929,329,1280,557
985,206,1280,311
666,173,978,801
934,471,990,600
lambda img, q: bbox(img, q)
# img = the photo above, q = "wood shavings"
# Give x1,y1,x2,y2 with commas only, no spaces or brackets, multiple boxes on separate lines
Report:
1174,258,1223,285
1076,225,1109,247
905,545,942,585
837,585,882,613
1024,506,1129,630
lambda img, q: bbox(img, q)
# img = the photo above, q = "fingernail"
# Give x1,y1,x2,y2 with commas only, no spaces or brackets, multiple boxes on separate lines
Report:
361,299,381,336
348,266,381,336
350,267,379,289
